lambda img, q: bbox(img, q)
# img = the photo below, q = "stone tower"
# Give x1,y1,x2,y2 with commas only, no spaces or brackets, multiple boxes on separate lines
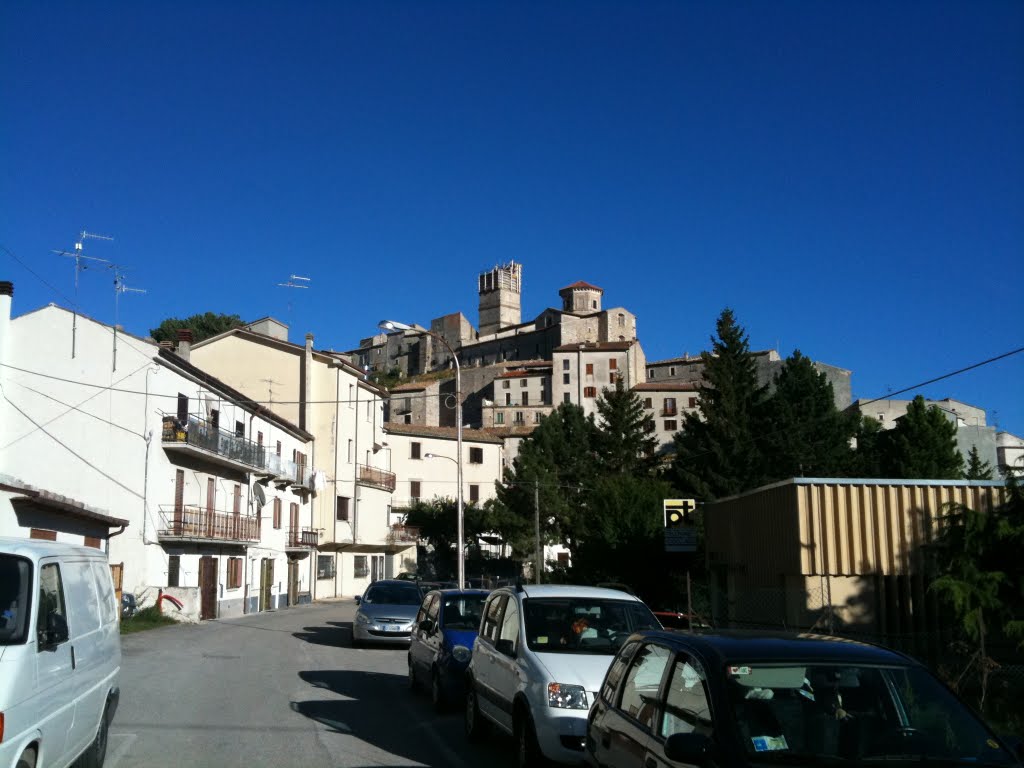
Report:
477,262,522,336
559,281,604,314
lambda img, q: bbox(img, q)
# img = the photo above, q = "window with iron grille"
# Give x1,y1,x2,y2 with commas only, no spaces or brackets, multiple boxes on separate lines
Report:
469,447,483,464
317,555,336,579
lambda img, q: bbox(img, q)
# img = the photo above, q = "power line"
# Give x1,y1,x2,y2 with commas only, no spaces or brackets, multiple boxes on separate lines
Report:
0,241,79,307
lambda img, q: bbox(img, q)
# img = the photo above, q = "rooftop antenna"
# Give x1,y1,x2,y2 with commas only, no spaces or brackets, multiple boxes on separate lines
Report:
112,265,146,372
52,229,114,358
276,274,311,326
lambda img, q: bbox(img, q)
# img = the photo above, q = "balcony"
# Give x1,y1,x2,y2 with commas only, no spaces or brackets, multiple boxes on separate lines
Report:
386,524,421,546
357,464,396,493
157,505,259,545
162,415,266,474
275,457,312,490
661,407,678,417
286,526,319,549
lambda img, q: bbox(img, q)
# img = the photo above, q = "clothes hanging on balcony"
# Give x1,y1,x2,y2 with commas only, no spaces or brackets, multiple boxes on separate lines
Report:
311,470,326,492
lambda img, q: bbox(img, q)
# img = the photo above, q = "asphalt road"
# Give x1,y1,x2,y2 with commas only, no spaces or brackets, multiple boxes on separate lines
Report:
108,600,517,768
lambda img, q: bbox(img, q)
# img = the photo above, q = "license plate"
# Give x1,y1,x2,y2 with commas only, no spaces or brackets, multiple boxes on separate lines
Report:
387,624,400,633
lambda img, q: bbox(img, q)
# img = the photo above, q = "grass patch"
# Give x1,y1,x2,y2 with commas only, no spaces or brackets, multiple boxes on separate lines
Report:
120,605,179,634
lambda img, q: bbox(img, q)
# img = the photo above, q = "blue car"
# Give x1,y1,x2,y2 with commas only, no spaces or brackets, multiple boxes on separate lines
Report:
408,588,489,710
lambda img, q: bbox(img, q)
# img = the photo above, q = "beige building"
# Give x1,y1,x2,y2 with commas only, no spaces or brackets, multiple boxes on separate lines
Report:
704,477,1006,658
632,381,701,453
191,324,412,597
551,340,646,420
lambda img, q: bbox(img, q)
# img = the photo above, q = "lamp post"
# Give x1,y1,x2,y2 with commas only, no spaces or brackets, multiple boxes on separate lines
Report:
379,320,465,589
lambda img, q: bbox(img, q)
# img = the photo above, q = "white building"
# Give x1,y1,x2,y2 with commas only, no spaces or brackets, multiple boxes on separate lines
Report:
0,283,316,621
997,431,1024,476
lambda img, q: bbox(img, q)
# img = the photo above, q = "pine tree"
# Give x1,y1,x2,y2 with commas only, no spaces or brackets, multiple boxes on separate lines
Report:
882,395,964,479
760,350,857,480
594,379,659,476
669,308,769,500
964,446,994,480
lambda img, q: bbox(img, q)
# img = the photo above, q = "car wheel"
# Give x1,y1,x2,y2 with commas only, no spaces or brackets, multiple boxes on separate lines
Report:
16,748,36,768
464,678,486,741
408,655,418,691
515,709,546,768
431,668,445,712
79,702,110,768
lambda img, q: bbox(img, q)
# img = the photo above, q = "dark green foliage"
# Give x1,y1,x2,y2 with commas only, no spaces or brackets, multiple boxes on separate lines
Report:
594,380,659,476
669,308,769,500
403,497,496,579
883,395,964,479
760,350,857,480
849,415,887,478
150,312,246,343
964,446,994,480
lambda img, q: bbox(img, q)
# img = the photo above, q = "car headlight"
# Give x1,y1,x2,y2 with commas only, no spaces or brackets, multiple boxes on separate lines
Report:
355,612,369,625
548,682,589,709
452,644,472,663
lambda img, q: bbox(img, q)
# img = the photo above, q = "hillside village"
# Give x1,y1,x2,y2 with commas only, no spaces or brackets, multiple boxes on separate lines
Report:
1,267,1021,625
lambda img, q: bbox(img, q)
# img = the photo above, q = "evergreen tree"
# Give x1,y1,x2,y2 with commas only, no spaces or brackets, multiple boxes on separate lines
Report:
964,446,994,480
669,308,769,500
151,312,246,343
848,415,886,478
760,350,856,480
882,395,964,479
594,379,659,476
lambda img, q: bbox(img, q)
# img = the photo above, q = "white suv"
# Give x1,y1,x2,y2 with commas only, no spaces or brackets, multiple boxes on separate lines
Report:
464,584,661,766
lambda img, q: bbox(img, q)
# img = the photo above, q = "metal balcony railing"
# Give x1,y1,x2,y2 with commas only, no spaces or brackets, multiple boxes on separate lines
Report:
357,464,396,492
286,526,319,548
386,524,421,545
277,457,312,489
162,415,266,470
157,505,260,543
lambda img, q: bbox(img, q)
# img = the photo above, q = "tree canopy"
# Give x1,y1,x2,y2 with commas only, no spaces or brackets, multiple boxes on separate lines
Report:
593,379,659,476
150,312,246,343
882,395,964,479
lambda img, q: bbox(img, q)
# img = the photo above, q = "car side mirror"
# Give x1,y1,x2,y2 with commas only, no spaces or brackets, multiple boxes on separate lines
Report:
664,732,714,765
354,596,361,605
495,638,515,657
41,611,69,647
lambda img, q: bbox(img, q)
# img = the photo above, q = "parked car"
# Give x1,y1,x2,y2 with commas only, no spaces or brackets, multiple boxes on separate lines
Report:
586,629,1024,768
464,584,662,766
409,588,489,709
0,537,122,768
651,610,712,631
352,579,424,647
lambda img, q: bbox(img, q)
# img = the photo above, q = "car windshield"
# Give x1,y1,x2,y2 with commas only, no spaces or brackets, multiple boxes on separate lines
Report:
362,584,422,606
442,594,487,631
723,662,1017,766
0,555,32,646
523,597,660,655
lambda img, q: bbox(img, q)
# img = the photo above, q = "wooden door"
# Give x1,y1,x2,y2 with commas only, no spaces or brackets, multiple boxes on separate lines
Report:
199,556,218,620
260,558,274,611
287,561,299,606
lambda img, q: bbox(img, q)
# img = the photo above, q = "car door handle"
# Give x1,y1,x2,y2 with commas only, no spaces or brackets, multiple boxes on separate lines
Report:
71,645,76,670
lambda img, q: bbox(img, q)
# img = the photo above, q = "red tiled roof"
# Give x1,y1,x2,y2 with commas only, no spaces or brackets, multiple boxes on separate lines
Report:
553,341,634,352
559,281,603,293
632,382,700,392
383,423,503,444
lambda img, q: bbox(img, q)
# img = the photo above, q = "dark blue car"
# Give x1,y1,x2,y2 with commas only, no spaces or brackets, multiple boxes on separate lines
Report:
408,589,489,710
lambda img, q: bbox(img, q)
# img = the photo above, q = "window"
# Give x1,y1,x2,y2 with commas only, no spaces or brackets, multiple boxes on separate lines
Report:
618,313,625,327
669,367,676,376
410,480,421,501
273,498,282,529
563,393,571,404
257,431,263,447
660,655,711,738
347,439,353,463
505,393,512,405
609,372,617,384
586,363,594,375
276,440,282,456
557,551,569,564
610,359,618,370
534,412,543,424
645,421,656,433
562,359,570,370
481,595,507,642
514,411,525,424
470,484,480,503
469,447,484,464
522,392,529,405
37,562,68,645
644,398,653,409
177,393,188,423
619,644,672,729
647,369,654,379
499,599,520,653
317,555,336,579
411,442,421,460
563,373,570,385
336,496,349,522
496,412,505,425
502,380,511,389
664,420,678,431
689,397,698,408
520,379,528,387
235,420,244,438
664,397,677,416
354,555,368,579
349,384,354,408
584,387,597,398
168,555,180,587
227,557,243,589
602,642,639,703
210,409,220,430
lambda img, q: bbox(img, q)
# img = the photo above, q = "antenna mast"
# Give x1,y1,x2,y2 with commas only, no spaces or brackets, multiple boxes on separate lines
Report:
276,274,311,327
112,265,146,371
52,229,114,357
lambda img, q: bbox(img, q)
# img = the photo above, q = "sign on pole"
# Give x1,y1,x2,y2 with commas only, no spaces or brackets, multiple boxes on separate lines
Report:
663,498,698,553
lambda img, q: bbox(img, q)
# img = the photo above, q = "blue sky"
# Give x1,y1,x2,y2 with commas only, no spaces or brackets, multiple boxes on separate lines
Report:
3,1,1022,435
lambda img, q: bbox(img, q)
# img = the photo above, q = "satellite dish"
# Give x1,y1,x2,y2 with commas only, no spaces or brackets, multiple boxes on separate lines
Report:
253,484,267,508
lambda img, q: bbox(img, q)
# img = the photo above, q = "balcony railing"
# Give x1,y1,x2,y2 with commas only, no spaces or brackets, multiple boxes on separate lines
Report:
386,524,421,545
357,464,396,492
286,526,319,548
661,407,678,417
157,505,259,544
276,457,312,489
162,415,266,471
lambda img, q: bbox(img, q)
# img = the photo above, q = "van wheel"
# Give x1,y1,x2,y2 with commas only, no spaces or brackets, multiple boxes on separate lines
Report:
515,709,546,768
80,703,110,768
16,747,36,768
464,679,486,741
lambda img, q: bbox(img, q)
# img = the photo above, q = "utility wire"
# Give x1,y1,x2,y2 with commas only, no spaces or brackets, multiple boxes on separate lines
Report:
0,241,80,308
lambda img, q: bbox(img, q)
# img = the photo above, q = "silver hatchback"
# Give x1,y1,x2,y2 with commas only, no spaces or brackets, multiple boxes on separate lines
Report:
352,580,423,647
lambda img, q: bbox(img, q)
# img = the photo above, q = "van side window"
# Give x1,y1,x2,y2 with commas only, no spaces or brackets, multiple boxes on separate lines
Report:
38,563,70,646
91,562,118,626
64,562,101,635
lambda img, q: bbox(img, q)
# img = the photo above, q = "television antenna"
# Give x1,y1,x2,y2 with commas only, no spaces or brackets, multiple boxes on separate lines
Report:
276,274,311,325
111,265,146,371
51,229,114,358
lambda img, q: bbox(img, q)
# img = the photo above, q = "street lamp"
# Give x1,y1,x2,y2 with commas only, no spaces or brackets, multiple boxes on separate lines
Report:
379,319,465,589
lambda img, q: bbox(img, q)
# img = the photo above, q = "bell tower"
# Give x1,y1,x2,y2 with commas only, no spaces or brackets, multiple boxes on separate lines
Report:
477,262,522,336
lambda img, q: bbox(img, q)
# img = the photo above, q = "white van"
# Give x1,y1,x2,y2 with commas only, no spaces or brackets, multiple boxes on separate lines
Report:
0,537,121,768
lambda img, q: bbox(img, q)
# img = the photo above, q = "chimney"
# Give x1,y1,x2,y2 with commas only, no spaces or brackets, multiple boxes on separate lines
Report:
175,329,193,362
0,281,12,384
301,333,314,430
158,340,174,351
